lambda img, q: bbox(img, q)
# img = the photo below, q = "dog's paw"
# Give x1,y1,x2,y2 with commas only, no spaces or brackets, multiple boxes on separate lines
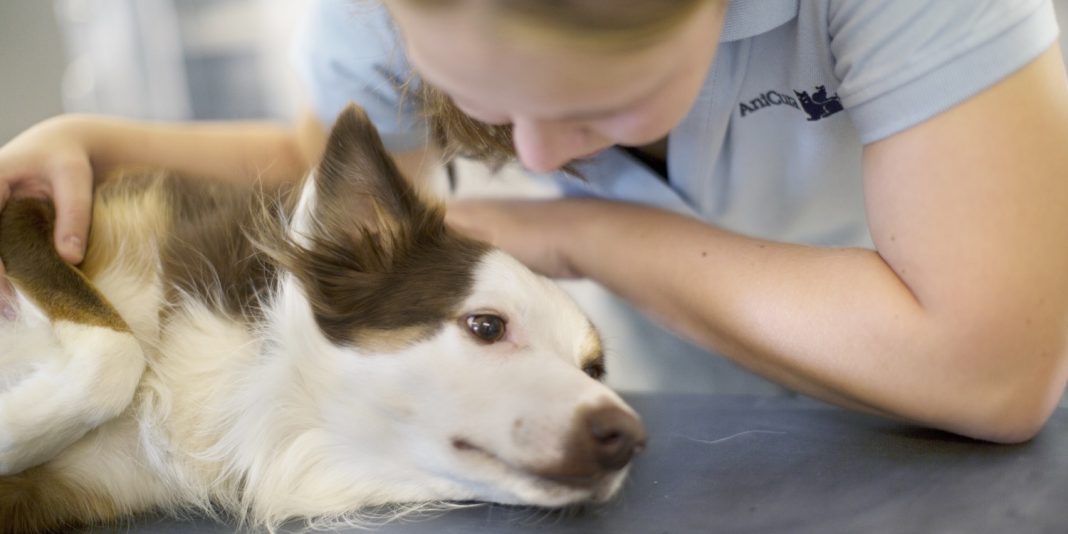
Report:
0,322,144,475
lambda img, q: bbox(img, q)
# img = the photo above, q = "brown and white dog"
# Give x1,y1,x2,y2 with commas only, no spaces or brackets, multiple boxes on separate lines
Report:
0,106,645,533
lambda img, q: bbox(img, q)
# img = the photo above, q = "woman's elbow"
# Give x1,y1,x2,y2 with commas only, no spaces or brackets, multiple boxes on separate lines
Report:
974,397,1058,444
949,334,1067,444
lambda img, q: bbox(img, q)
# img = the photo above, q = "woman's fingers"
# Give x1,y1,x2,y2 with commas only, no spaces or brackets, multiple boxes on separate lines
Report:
446,198,581,279
49,159,94,265
444,199,495,242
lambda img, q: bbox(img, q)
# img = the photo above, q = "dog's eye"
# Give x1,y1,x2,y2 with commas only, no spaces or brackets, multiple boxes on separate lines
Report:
465,314,506,343
583,362,606,380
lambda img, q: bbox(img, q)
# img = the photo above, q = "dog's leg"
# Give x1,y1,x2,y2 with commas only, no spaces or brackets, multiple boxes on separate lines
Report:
0,413,164,534
0,464,122,534
0,199,145,475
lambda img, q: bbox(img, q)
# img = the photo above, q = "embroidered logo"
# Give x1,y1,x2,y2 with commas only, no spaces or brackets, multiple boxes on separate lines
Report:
738,85,844,122
738,90,800,118
794,85,843,121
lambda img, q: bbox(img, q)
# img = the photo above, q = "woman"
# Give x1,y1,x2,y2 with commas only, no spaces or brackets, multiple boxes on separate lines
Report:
1,0,1066,442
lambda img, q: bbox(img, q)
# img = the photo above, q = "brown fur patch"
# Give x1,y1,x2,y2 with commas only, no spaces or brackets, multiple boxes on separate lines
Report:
0,198,128,332
0,466,122,534
79,171,172,284
156,175,286,321
79,168,290,324
350,325,439,353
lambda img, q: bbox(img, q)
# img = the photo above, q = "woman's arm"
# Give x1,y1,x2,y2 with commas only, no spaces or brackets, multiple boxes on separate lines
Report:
448,45,1068,443
79,114,309,185
0,105,439,289
856,43,1068,441
0,110,319,265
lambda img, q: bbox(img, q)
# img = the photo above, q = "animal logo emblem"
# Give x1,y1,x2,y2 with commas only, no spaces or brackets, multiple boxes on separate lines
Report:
794,85,844,121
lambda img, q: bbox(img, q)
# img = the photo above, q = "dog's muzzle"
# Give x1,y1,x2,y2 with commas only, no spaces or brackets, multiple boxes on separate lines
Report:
530,403,647,487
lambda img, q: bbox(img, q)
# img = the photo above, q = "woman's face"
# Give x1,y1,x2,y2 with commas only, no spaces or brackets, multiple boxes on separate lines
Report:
389,2,727,173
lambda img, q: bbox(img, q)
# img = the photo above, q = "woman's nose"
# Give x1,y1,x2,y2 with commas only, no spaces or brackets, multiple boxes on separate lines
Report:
511,117,592,173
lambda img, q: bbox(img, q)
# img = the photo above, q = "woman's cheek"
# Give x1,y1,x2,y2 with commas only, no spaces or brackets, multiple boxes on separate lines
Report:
593,111,675,146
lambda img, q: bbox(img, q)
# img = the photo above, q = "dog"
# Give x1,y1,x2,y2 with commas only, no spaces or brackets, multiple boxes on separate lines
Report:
0,105,645,533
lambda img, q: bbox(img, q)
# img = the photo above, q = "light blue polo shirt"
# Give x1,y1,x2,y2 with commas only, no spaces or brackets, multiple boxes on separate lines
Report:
292,0,1060,249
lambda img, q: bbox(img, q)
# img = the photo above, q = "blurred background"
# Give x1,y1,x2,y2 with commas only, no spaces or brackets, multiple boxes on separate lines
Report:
1,0,305,138
3,0,1067,139
1,0,1067,395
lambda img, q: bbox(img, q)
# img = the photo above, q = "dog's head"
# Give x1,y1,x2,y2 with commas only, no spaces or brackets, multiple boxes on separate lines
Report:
267,105,645,508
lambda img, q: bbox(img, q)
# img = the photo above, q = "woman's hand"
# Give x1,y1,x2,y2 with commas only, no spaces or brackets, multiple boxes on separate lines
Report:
0,112,314,318
445,198,592,279
0,115,96,263
0,115,97,313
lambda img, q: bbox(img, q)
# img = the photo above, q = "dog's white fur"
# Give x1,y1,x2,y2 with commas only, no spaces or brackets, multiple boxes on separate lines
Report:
0,109,642,532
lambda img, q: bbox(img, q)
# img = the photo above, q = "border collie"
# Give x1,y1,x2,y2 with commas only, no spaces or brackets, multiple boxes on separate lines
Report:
0,105,645,532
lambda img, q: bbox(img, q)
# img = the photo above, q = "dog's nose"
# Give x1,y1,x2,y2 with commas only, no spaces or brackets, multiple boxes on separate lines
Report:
585,404,647,471
526,403,647,484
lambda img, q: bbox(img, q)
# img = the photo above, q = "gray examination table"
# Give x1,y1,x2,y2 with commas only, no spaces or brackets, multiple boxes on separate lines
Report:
79,394,1068,533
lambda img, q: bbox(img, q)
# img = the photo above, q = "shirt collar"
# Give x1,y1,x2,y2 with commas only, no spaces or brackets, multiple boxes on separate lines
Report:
719,0,800,42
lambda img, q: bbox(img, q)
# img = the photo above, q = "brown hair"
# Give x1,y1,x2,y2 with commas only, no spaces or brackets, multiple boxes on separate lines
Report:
419,83,517,170
400,0,710,50
400,0,714,169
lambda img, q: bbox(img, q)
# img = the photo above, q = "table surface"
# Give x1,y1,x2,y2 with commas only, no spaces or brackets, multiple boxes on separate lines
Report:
81,394,1068,534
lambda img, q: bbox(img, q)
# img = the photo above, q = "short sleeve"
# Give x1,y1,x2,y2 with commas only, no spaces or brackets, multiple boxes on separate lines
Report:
290,0,429,152
829,0,1060,144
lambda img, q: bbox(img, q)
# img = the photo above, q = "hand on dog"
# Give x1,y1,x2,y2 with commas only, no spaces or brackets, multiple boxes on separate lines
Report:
0,115,95,273
446,198,586,279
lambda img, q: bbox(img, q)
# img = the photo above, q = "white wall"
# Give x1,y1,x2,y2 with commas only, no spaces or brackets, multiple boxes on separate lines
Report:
0,1,67,143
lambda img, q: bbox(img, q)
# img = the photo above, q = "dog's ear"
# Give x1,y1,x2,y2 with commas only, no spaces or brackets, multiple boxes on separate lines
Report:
264,104,489,347
310,104,437,267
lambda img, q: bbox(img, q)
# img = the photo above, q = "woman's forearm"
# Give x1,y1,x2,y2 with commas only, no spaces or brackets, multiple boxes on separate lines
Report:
66,114,308,185
559,200,1066,443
